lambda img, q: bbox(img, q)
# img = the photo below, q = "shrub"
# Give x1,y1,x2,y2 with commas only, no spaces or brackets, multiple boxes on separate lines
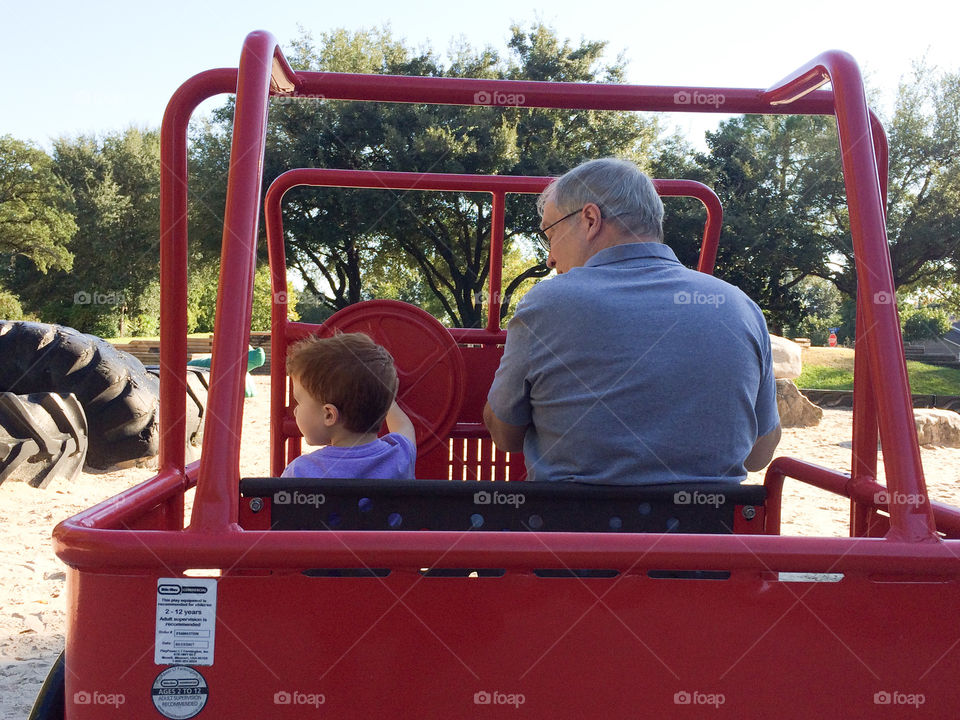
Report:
0,289,24,320
791,314,842,346
902,306,952,342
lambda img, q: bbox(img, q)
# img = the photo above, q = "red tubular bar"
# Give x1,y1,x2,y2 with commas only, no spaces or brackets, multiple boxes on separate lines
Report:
850,297,880,535
49,519,960,575
189,31,297,532
158,68,237,477
487,191,506,332
849,115,888,536
289,72,839,114
763,457,960,538
764,52,935,542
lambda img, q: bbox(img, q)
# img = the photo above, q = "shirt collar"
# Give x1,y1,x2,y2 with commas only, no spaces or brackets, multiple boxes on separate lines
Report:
584,242,682,268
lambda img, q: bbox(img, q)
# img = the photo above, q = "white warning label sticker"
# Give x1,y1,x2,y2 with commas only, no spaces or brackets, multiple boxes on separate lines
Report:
152,666,208,719
155,578,217,666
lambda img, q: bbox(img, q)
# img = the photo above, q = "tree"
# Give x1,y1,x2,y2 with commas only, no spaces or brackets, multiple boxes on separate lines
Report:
696,114,843,333
783,277,844,345
0,136,76,296
813,62,960,299
650,62,960,333
0,288,23,320
192,23,659,327
901,306,952,342
650,132,722,270
14,128,163,336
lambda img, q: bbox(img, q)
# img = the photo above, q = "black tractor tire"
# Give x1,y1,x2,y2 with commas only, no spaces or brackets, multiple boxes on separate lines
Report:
146,365,208,447
0,393,87,487
0,321,158,470
28,651,65,720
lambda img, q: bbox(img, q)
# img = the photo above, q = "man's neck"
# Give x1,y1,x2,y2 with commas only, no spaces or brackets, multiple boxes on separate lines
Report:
584,234,660,264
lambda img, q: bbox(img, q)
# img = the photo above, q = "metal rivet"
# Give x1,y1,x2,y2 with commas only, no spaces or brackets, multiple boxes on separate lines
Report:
741,506,756,520
249,497,264,513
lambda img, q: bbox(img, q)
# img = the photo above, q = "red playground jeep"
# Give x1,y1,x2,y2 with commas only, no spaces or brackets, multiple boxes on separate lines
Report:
32,30,960,719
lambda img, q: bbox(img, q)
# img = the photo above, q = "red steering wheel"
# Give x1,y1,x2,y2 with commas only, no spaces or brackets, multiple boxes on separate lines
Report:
319,300,465,455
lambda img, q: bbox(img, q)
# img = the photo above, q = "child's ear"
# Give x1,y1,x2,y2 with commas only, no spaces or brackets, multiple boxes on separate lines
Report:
321,403,339,427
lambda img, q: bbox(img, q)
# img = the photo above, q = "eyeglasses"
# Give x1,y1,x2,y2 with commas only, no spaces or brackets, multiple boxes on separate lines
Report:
536,207,583,252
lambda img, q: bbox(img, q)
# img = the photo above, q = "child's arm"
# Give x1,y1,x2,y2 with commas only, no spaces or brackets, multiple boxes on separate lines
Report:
385,401,417,448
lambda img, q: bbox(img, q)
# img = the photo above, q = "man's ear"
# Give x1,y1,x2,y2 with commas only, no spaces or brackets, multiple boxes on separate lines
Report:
322,404,340,427
582,202,603,242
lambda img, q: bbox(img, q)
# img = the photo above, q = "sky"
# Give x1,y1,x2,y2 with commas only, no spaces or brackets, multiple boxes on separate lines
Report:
3,0,958,150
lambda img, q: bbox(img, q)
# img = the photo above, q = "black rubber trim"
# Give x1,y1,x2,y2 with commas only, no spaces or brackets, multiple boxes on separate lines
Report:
28,651,65,720
240,478,765,533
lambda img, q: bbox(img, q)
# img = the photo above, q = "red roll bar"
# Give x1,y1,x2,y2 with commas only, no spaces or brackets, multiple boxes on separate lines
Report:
142,32,931,542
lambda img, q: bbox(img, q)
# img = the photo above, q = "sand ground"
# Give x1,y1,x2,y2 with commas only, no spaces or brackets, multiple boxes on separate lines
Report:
1,376,958,716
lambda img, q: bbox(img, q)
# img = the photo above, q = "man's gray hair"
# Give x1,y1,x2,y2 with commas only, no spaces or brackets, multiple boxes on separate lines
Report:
537,158,664,242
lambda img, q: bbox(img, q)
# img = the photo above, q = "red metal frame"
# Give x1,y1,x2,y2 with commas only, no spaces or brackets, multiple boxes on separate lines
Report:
50,30,960,719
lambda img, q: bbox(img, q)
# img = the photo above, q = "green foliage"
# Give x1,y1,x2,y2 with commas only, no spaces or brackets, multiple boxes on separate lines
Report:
792,314,842,346
901,305,952,341
656,61,960,327
912,281,960,317
835,297,859,345
294,288,334,324
650,133,717,270
192,23,658,327
784,277,844,345
8,32,960,345
0,135,76,275
697,115,844,332
127,280,161,336
187,261,298,333
12,128,161,335
0,286,24,320
251,264,299,332
798,276,842,319
187,260,219,333
880,61,960,291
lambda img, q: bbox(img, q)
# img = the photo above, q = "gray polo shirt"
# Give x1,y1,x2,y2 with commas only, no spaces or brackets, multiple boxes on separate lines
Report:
487,242,779,484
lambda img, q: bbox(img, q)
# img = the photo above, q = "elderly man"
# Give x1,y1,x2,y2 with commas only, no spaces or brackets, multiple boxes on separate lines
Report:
483,158,780,484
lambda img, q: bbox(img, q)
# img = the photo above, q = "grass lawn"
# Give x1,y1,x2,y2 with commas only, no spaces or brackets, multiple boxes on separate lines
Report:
105,333,212,344
797,347,960,395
